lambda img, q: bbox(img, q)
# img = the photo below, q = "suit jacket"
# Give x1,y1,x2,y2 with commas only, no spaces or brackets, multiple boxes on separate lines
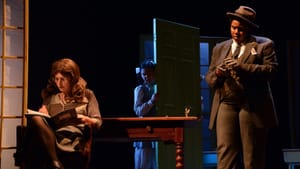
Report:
205,35,279,130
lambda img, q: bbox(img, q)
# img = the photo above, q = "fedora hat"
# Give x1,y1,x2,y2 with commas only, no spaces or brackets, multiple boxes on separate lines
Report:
226,5,259,29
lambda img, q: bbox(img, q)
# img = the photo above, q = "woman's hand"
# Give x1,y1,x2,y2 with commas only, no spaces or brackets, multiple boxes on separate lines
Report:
38,105,50,116
77,114,101,127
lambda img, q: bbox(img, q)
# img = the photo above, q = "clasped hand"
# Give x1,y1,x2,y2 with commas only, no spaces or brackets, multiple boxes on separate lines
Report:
216,58,240,77
223,57,239,69
151,93,159,103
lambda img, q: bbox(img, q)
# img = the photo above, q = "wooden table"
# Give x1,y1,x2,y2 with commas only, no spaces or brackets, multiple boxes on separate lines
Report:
93,116,200,169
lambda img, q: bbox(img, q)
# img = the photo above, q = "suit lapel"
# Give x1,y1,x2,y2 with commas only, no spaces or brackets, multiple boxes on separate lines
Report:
239,38,257,63
217,40,232,65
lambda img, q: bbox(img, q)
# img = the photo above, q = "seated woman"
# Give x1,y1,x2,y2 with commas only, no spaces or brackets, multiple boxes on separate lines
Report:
25,58,102,169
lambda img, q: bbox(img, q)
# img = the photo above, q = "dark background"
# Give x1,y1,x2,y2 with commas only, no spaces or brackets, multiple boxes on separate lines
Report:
28,0,297,168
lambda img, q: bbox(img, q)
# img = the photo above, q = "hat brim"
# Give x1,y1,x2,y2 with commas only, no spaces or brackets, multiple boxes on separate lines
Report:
226,12,259,29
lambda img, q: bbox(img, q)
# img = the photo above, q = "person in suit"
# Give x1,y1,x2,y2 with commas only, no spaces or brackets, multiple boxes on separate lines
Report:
133,60,159,169
205,5,279,169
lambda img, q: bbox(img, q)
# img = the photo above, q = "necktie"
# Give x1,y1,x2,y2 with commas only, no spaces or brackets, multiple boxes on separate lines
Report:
232,45,241,59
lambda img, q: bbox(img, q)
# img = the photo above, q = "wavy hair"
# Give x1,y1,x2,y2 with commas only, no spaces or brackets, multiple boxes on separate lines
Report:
41,58,87,103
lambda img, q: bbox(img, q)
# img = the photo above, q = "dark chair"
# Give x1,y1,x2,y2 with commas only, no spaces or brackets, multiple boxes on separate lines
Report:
14,125,93,169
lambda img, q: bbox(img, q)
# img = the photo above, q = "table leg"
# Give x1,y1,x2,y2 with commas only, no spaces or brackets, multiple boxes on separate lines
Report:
175,142,184,169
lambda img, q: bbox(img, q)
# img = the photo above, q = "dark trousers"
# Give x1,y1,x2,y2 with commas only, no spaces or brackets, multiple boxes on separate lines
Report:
216,102,267,169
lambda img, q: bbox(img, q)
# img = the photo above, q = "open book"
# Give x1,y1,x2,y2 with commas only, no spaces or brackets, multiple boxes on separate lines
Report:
26,109,52,118
26,108,78,128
